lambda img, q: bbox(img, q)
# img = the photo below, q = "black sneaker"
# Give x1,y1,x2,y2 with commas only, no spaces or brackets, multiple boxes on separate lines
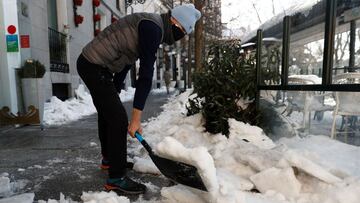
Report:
104,176,146,194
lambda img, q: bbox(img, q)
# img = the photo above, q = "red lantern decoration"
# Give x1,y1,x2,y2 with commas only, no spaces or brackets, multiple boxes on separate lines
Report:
95,29,101,36
93,14,101,22
73,0,83,6
75,15,84,25
111,16,118,23
93,0,101,7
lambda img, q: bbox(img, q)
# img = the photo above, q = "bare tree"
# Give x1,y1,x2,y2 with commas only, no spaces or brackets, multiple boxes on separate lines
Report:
271,0,276,15
334,32,350,70
252,3,262,24
194,0,205,72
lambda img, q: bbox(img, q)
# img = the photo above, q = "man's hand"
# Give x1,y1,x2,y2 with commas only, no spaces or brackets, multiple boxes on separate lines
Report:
128,108,143,138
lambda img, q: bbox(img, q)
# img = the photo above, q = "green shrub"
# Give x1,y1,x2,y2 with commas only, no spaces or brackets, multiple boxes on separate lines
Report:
19,59,46,78
186,40,260,137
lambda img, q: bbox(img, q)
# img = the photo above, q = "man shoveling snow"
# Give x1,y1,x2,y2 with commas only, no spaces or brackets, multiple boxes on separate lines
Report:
77,3,201,194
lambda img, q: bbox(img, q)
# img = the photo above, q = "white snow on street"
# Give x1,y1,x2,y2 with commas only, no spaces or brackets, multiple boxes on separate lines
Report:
2,90,360,203
43,85,170,126
43,84,97,126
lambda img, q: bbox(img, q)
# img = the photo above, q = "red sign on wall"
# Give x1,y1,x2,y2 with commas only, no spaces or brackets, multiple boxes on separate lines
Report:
20,35,30,48
7,25,16,34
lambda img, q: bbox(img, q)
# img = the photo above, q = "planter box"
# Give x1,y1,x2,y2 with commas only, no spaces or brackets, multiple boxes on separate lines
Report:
21,78,45,126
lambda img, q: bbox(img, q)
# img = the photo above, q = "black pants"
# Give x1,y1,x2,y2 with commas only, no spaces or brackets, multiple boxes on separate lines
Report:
77,54,127,178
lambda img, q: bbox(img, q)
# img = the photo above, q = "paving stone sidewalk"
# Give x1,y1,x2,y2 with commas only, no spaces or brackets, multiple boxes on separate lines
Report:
0,91,175,202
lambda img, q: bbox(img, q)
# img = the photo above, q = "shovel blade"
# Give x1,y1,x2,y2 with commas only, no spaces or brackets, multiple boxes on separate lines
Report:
135,132,207,191
150,153,208,191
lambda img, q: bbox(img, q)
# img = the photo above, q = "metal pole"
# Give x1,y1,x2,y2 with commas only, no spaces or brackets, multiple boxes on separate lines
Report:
183,51,187,90
255,29,263,111
187,35,192,88
349,20,356,72
282,16,291,87
322,0,337,85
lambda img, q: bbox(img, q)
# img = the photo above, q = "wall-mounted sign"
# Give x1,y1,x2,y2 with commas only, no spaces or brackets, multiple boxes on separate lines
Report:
20,35,30,48
6,35,19,52
7,25,17,34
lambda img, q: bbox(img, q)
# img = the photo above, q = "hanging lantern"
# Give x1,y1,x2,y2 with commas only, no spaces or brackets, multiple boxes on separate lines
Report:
93,0,101,7
75,15,84,25
93,14,101,22
95,29,101,36
73,0,83,6
111,16,118,23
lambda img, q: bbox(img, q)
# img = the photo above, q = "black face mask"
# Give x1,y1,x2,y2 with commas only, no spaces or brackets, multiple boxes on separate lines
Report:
172,24,186,41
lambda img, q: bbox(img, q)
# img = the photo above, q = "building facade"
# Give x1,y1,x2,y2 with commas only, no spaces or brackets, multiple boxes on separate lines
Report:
0,0,125,114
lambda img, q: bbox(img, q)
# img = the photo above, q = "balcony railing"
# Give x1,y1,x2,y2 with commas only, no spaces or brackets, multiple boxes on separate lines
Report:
48,27,69,73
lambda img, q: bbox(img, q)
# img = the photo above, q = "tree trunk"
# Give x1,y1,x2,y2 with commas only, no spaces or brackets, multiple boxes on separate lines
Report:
194,0,204,72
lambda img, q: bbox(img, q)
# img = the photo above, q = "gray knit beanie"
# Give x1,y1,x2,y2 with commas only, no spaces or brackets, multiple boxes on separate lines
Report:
171,4,201,34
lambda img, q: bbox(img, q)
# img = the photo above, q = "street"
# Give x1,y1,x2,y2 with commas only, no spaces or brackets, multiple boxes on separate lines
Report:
0,91,175,201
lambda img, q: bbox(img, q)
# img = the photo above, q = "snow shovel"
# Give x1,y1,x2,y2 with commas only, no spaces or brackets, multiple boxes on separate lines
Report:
135,132,208,191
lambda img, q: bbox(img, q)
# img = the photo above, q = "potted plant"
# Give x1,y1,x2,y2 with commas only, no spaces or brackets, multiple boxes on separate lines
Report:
19,59,46,126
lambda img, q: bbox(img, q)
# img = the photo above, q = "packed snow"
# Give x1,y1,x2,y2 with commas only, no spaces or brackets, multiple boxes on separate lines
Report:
3,90,360,203
43,84,170,126
128,91,360,203
288,74,322,84
0,174,29,201
43,84,97,126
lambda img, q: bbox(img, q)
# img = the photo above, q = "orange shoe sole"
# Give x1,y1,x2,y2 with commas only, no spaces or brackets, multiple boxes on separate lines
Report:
104,184,145,194
100,164,110,170
104,184,118,191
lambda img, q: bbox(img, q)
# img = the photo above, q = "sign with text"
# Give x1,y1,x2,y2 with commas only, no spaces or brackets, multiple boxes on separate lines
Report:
6,35,19,52
20,35,30,48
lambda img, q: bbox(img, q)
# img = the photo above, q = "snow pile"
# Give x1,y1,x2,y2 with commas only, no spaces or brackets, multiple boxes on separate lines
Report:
0,173,33,203
0,173,28,198
288,74,322,84
43,84,96,126
120,87,135,102
279,135,360,178
249,167,301,198
0,176,11,197
151,86,175,94
37,191,130,203
43,85,135,126
81,191,130,203
130,90,360,203
0,193,34,203
9,90,360,203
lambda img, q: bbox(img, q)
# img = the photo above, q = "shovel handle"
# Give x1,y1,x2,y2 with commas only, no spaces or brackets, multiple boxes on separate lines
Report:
135,132,154,155
135,132,144,142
